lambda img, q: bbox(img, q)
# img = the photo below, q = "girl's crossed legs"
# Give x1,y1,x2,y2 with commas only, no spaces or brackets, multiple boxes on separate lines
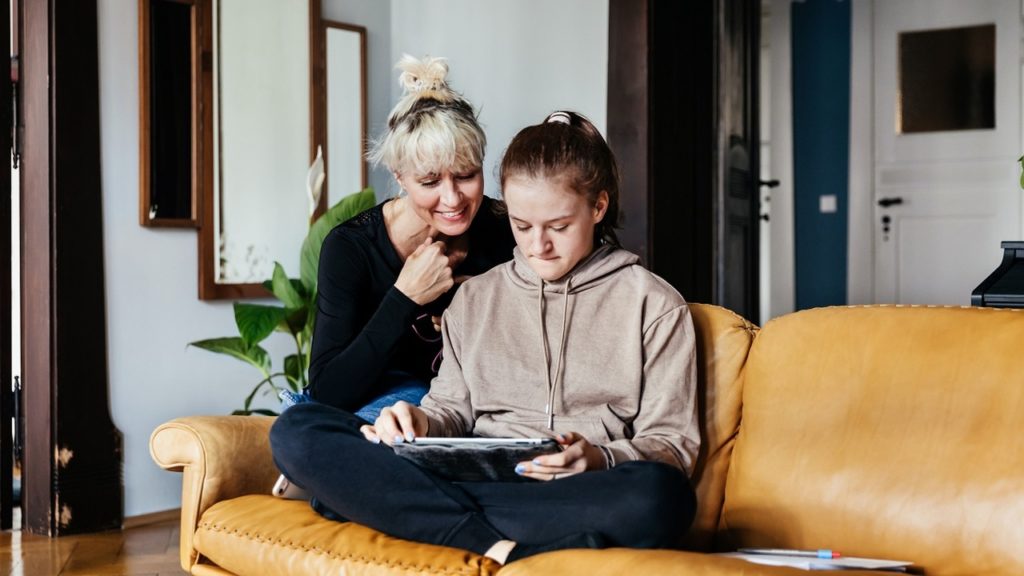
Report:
270,402,696,557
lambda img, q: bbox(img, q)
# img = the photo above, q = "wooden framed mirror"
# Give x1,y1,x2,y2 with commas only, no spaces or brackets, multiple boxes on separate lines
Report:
138,0,209,227
197,0,315,299
312,20,368,209
141,0,369,298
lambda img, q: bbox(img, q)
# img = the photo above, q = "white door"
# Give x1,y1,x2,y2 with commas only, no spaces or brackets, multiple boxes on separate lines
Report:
872,0,1021,305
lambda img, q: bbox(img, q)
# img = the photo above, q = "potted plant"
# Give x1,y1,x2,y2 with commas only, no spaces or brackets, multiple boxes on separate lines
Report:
189,152,376,414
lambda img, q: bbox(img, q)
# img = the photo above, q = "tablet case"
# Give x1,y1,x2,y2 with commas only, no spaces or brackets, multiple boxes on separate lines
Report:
393,440,559,482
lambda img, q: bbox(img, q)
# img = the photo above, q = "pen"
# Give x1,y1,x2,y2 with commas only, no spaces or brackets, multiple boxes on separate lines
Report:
738,548,841,559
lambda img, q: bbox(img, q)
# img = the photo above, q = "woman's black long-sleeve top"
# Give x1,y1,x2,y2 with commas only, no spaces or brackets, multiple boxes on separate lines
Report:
308,196,514,410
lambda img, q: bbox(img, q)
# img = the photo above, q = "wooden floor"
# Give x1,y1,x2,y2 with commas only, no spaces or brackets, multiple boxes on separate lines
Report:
0,509,187,576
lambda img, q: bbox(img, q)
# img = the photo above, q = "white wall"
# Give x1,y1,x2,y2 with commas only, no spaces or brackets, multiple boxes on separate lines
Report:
388,0,608,199
847,0,874,305
767,0,795,320
98,0,292,517
324,0,608,201
98,0,607,517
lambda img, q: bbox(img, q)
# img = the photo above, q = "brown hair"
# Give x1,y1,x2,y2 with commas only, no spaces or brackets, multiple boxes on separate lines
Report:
498,111,620,246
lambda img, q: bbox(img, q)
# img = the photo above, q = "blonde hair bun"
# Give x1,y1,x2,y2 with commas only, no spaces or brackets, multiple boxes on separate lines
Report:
369,55,486,176
396,54,453,102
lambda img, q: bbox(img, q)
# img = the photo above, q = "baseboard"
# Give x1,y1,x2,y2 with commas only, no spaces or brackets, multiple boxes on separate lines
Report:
123,508,180,529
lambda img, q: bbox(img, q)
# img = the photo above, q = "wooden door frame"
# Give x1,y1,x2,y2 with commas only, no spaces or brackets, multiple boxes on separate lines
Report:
608,0,760,317
608,0,716,303
21,0,122,535
1,0,13,533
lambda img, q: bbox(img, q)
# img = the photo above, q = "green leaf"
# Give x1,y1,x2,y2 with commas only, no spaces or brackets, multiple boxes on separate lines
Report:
265,277,308,300
271,263,304,309
302,314,315,348
282,307,308,336
291,278,310,300
188,337,271,375
234,303,288,347
300,187,376,294
283,354,303,387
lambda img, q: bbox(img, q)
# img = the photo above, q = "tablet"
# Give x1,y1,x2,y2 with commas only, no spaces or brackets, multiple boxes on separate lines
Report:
393,437,560,482
410,437,556,447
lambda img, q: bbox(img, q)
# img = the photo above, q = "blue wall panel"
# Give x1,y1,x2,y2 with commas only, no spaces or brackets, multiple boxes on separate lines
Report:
792,0,850,309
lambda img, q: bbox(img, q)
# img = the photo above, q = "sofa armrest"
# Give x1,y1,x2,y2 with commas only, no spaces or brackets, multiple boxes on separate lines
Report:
150,415,279,571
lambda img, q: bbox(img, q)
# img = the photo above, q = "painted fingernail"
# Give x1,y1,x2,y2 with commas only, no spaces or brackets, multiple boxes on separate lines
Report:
368,435,381,444
405,432,415,442
394,435,404,444
515,464,526,474
556,434,566,441
532,459,542,465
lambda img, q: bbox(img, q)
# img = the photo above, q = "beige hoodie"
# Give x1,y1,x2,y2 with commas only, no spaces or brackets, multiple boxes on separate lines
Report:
419,245,700,475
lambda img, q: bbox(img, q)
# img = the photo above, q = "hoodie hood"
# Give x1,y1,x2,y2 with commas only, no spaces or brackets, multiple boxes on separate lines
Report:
506,244,641,293
504,244,641,429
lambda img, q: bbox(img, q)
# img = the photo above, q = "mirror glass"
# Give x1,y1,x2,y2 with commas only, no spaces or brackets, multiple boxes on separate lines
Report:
139,0,200,227
323,21,367,207
212,0,311,287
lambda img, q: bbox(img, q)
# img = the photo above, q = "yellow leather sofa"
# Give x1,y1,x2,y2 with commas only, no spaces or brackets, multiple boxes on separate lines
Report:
150,304,1024,575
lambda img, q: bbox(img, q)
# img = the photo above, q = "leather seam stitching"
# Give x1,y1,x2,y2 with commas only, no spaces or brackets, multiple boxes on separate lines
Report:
196,521,482,575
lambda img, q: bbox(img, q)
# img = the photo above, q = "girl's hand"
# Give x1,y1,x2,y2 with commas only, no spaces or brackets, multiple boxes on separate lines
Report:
359,424,380,443
373,401,429,446
394,236,454,305
515,432,608,481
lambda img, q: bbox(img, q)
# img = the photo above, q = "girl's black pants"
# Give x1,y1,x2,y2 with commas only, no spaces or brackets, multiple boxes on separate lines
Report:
270,401,696,556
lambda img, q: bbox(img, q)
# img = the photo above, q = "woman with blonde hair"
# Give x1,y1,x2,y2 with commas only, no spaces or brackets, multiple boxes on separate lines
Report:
292,55,514,418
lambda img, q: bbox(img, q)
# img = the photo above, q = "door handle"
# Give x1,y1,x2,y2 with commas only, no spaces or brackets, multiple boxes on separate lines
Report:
759,179,780,188
877,197,904,207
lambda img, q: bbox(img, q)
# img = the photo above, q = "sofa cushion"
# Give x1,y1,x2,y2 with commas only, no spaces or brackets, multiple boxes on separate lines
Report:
683,303,758,550
722,305,1024,576
194,494,501,575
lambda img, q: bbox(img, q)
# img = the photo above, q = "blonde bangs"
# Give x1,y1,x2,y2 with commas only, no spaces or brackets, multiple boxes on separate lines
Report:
382,111,485,176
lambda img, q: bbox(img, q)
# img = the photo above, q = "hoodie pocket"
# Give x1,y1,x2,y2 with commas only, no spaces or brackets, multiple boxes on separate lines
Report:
552,403,630,444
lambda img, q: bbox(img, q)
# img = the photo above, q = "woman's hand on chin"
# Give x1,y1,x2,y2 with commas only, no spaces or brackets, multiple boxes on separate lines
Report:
514,432,608,481
394,236,455,305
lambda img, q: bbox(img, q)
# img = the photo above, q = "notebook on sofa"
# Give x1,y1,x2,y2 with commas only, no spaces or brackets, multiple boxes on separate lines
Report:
717,551,912,572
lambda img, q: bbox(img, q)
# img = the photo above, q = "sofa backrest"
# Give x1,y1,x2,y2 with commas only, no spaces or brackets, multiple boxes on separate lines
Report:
681,303,758,551
720,305,1024,576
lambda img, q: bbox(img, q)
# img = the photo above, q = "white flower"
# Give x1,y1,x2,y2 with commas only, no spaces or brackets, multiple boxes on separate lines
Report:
307,145,326,218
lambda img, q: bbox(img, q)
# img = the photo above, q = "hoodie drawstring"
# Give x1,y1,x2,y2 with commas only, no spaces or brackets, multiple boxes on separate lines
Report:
538,277,572,430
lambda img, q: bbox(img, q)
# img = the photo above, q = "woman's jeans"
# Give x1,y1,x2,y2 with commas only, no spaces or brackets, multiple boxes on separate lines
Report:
278,370,429,422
